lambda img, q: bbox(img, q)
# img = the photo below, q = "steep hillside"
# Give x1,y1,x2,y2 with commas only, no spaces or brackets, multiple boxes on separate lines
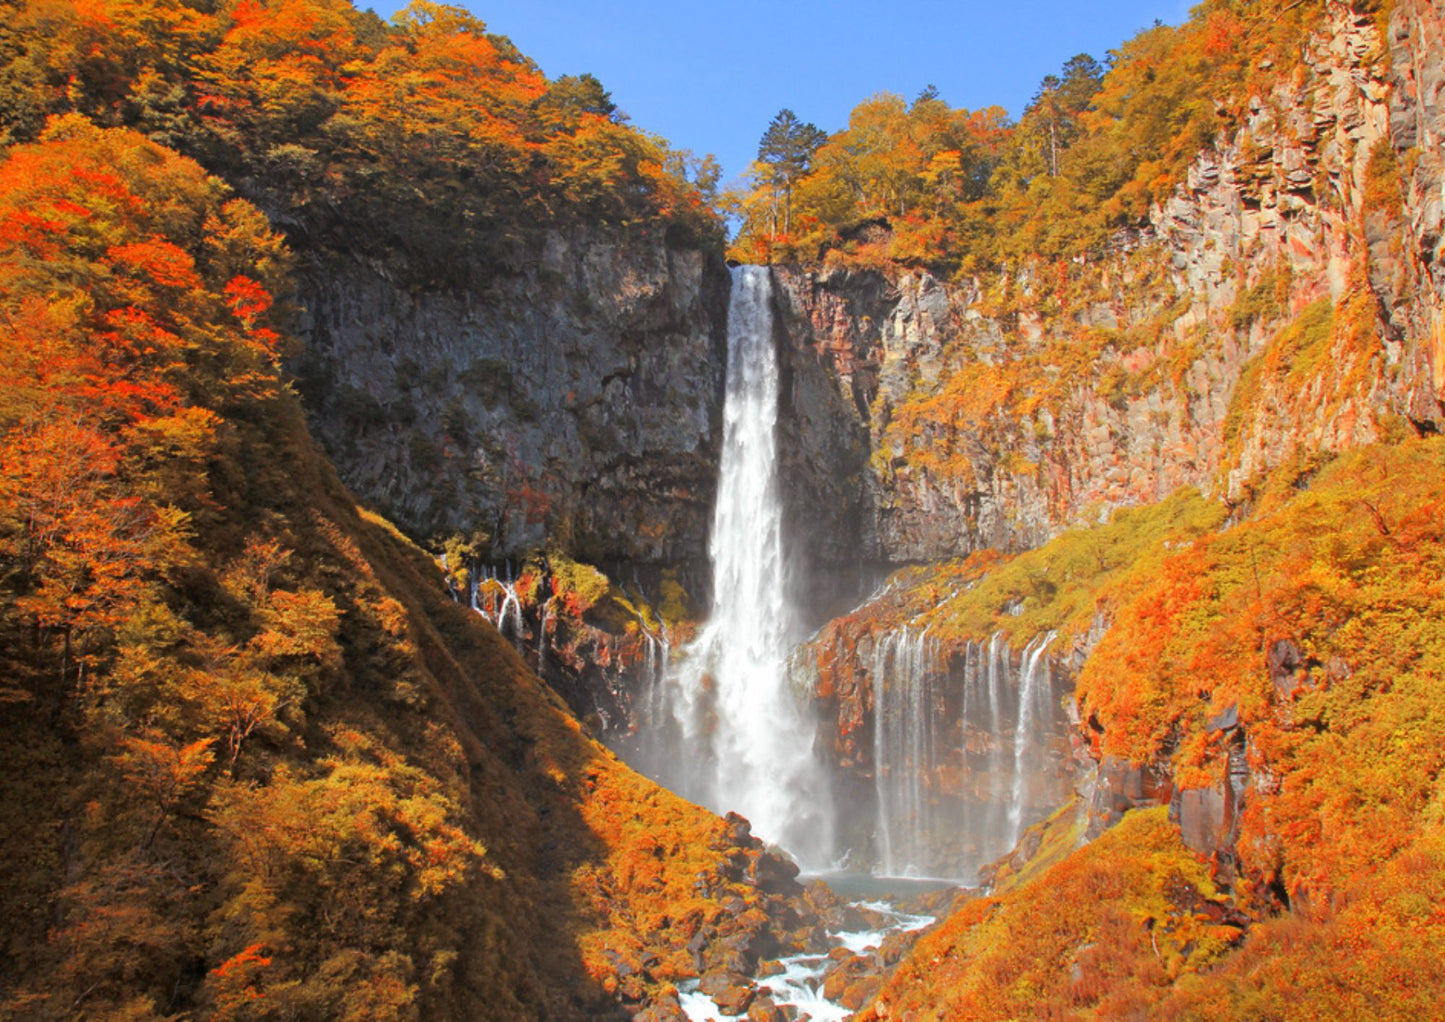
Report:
0,118,813,1022
851,438,1445,1018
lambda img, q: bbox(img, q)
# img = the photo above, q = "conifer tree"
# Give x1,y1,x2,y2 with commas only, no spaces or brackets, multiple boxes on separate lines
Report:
756,108,827,236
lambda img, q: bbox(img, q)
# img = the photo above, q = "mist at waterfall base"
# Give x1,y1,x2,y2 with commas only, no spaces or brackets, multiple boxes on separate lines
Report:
621,265,1070,881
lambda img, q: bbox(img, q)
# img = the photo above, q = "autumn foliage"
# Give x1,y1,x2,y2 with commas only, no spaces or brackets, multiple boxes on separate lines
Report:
730,0,1334,272
848,437,1445,1018
1076,440,1445,907
0,0,721,275
0,113,763,1022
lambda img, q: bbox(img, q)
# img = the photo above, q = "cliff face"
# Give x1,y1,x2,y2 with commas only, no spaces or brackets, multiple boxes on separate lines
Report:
772,0,1445,577
286,4,1445,612
294,227,731,568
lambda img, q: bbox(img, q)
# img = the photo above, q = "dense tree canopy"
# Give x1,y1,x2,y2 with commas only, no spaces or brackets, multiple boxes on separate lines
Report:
0,0,723,273
729,0,1334,272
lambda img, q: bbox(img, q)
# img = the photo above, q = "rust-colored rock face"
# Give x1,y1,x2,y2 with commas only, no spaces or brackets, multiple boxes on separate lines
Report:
765,2,1444,595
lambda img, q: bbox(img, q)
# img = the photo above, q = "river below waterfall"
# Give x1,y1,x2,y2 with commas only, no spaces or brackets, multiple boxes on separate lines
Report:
677,875,951,1022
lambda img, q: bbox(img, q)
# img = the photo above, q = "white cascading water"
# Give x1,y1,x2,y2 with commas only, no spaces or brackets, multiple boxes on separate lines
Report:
852,623,1065,879
1007,631,1056,847
470,565,523,638
958,631,1060,873
662,265,831,864
641,626,670,731
871,626,944,877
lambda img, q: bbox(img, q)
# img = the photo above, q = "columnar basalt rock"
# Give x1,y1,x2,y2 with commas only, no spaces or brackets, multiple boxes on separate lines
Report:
767,1,1445,586
294,226,731,566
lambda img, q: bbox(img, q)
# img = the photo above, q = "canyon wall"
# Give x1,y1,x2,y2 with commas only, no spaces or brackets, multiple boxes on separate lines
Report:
772,0,1445,581
293,227,731,569
288,4,1444,620
284,3,1445,879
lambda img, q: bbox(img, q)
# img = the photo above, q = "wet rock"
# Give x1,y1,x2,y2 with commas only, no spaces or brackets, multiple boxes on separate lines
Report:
698,969,754,1016
700,933,754,976
839,904,891,933
801,879,843,914
878,927,923,966
756,958,785,978
1176,786,1230,856
634,992,689,1022
821,950,884,1009
1089,756,1174,835
746,994,795,1022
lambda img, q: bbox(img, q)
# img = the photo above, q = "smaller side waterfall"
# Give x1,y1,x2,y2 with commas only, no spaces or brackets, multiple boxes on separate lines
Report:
470,565,524,639
872,627,946,876
955,631,1063,875
640,626,671,732
850,624,1067,879
536,595,554,671
1008,632,1057,847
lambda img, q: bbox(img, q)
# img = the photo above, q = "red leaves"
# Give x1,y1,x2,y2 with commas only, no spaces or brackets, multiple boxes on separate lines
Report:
107,238,203,291
0,209,68,258
211,943,272,980
223,274,273,325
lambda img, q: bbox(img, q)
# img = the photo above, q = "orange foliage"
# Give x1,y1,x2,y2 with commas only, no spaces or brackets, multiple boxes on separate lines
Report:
1077,440,1445,904
858,808,1238,1021
0,120,289,692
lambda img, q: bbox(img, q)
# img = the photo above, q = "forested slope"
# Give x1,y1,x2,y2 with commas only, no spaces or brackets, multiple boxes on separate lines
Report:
0,84,800,1022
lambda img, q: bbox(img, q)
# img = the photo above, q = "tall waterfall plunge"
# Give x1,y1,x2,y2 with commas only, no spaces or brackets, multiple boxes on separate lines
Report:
642,266,833,865
625,265,1069,879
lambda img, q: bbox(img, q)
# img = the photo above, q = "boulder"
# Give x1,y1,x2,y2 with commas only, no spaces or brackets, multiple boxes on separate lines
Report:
695,968,755,1017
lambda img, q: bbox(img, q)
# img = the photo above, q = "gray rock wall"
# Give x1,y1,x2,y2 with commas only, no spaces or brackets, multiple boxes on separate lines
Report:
293,227,730,568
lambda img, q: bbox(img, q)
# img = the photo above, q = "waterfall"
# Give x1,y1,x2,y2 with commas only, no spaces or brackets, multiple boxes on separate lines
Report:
469,564,523,639
842,625,1067,879
871,626,944,876
641,626,670,731
536,596,553,672
986,632,1007,844
868,626,1059,878
652,266,831,865
1007,632,1056,847
951,631,1061,874
617,264,1067,876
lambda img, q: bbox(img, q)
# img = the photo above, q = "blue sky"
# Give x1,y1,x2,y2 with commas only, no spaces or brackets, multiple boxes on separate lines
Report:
364,1,1194,187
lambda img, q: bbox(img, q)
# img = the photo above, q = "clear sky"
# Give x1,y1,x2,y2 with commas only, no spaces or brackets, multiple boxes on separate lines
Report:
363,1,1194,188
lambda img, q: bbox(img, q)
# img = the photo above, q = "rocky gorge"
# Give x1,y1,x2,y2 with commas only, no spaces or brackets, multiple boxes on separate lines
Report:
3,0,1445,1017
289,0,1445,871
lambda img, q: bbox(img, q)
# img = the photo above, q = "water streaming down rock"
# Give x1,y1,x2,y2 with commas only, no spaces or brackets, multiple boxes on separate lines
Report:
871,626,946,876
649,266,833,865
1008,631,1057,848
788,609,1071,878
535,595,553,672
955,631,1065,875
468,564,524,639
639,627,670,735
867,626,1066,878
